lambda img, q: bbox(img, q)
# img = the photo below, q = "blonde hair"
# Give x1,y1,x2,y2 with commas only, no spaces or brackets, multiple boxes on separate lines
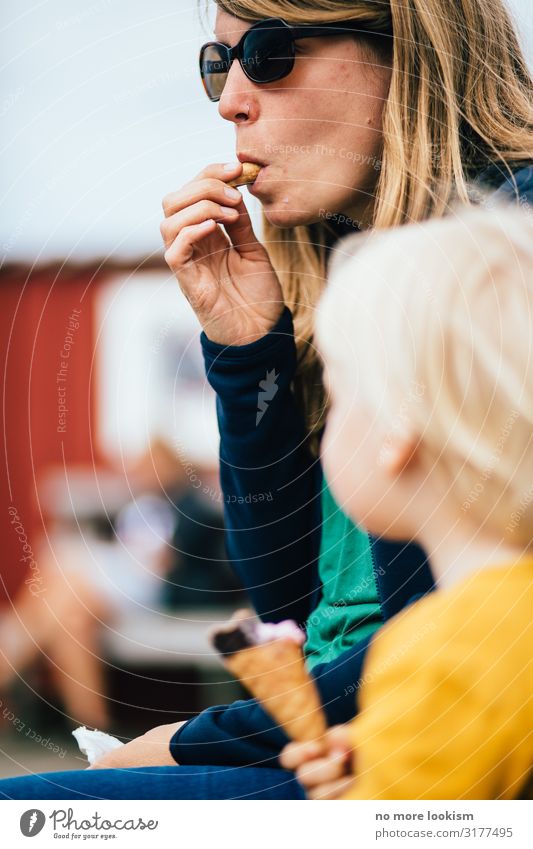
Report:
315,205,533,545
214,0,533,453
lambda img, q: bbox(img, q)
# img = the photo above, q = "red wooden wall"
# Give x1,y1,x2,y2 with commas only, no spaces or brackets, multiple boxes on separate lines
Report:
0,263,107,605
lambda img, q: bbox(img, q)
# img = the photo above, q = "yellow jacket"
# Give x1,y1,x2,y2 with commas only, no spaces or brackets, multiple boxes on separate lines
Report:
344,560,533,799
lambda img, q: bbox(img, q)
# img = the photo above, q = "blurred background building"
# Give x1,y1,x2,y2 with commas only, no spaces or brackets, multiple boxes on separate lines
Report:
0,0,531,774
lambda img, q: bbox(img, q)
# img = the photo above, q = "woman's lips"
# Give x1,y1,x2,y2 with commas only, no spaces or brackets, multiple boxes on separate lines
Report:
247,165,268,194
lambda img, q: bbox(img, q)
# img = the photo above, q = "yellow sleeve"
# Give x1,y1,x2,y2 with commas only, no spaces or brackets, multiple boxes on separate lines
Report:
343,602,518,800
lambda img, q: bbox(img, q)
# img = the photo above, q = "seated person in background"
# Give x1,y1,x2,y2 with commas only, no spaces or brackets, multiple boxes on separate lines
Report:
0,464,175,732
281,204,533,799
0,439,241,732
133,439,244,610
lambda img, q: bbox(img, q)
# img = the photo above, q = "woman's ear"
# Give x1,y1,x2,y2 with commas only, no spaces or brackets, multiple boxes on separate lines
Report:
377,428,419,476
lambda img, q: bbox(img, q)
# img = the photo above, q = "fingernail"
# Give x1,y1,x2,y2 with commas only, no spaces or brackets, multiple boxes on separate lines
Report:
220,206,238,215
224,186,241,200
200,219,213,228
223,162,241,171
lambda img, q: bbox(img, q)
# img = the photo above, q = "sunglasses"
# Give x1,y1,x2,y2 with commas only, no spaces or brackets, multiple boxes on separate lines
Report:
199,17,391,102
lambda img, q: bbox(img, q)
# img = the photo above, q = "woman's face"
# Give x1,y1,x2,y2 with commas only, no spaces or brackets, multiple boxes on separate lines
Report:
214,9,392,228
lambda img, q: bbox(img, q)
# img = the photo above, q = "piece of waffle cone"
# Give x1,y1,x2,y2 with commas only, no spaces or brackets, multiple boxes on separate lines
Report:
227,162,261,188
210,613,327,743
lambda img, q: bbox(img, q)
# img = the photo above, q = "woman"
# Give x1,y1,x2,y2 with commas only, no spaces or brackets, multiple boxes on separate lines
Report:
2,0,532,799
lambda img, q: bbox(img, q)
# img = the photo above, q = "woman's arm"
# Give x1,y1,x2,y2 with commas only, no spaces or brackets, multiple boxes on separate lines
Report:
168,539,434,767
201,306,322,625
167,635,373,768
88,722,186,769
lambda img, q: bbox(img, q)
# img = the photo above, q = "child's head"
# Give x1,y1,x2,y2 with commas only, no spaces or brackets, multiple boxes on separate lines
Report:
315,205,533,549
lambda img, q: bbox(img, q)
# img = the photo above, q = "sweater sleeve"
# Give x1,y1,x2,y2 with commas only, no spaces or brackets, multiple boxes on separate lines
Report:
200,306,322,625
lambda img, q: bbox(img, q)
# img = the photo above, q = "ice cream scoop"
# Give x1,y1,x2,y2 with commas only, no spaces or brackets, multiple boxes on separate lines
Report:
227,162,261,188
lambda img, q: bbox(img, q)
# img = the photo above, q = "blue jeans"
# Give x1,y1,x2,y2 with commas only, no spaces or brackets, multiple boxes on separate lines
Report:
0,766,305,800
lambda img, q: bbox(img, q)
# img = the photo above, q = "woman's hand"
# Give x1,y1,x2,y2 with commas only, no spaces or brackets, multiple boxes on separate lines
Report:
161,162,285,347
280,725,356,800
87,720,186,770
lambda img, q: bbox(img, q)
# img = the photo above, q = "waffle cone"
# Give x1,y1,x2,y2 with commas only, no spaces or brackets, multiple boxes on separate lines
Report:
224,639,327,743
227,162,261,187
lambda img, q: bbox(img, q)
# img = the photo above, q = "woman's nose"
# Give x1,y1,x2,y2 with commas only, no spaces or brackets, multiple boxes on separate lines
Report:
218,61,258,124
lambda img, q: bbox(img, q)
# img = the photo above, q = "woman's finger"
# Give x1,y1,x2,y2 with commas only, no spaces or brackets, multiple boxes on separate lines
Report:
162,166,242,218
222,196,261,254
164,219,219,270
193,161,243,183
160,200,239,248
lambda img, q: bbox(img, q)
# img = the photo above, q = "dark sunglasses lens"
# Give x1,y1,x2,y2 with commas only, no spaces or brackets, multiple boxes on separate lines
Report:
200,44,229,100
242,26,293,83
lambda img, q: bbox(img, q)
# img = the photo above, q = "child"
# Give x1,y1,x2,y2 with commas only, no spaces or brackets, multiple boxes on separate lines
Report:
281,205,533,799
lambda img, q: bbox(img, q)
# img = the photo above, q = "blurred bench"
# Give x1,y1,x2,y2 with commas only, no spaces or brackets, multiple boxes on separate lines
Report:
102,607,241,710
102,608,235,669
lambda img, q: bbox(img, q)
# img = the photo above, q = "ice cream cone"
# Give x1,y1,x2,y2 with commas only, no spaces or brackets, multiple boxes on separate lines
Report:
210,613,327,743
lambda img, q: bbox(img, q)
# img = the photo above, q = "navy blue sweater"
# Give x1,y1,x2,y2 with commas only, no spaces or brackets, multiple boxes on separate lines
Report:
170,163,533,768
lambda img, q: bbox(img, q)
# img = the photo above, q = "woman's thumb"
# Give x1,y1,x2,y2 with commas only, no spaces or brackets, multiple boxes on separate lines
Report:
223,197,260,255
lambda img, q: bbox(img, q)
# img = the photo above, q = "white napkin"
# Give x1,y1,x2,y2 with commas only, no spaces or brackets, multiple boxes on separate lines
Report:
72,725,124,765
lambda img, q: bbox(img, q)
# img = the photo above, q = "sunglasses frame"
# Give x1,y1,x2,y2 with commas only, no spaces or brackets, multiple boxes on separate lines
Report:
199,16,390,102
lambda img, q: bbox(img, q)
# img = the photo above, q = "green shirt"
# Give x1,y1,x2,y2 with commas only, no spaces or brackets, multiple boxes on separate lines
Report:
305,478,383,669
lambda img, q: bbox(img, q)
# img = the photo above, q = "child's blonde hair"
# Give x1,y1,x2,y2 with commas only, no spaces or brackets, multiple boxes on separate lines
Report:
315,205,533,545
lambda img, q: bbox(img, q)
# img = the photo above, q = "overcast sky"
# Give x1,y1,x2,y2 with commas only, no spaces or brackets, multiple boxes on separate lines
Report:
1,0,532,264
